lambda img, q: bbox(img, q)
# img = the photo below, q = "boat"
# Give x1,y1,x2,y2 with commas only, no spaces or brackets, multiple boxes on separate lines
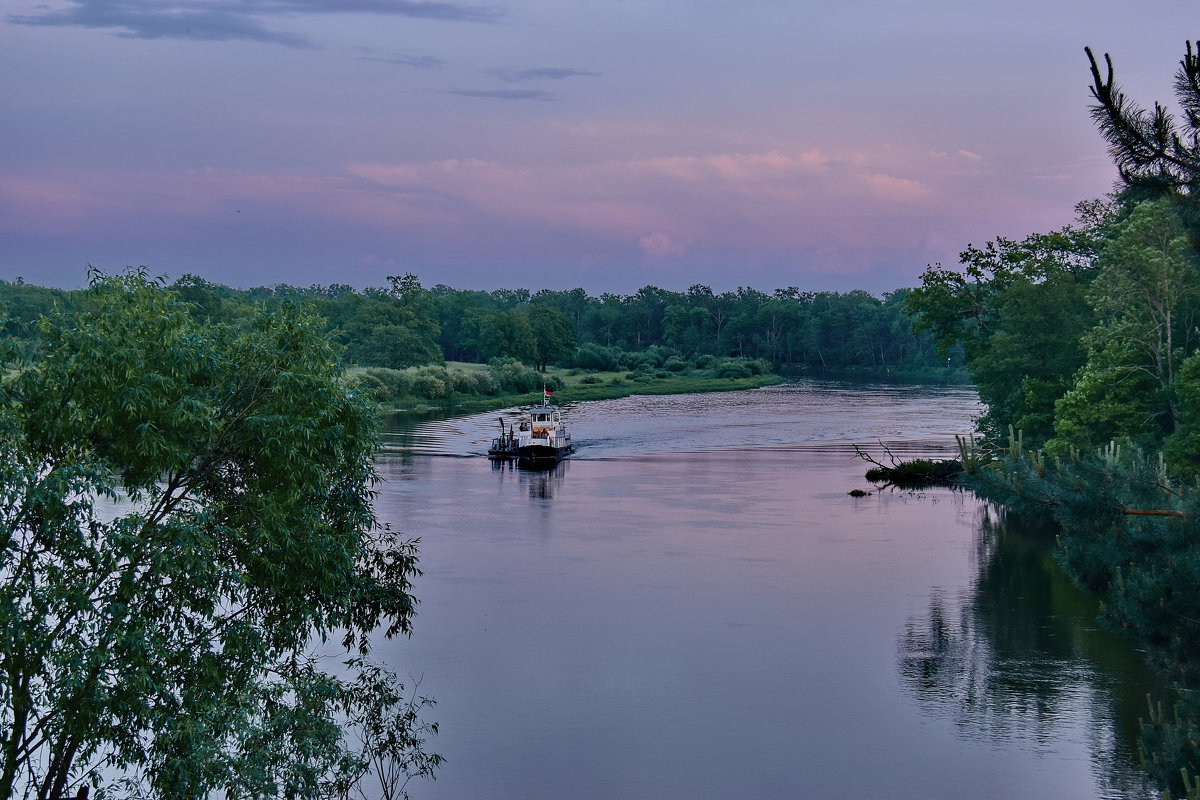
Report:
489,393,573,465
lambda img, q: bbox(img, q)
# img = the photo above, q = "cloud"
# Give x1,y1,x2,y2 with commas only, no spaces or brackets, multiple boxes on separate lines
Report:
638,231,687,258
446,88,558,101
860,172,930,200
343,145,950,259
2,143,1027,292
356,49,445,69
8,0,500,47
489,67,602,83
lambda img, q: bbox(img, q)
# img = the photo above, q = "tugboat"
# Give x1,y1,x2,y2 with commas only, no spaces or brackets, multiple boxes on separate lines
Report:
489,390,573,465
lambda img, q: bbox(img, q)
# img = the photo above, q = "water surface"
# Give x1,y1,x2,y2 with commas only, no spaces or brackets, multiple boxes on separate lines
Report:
374,380,1155,800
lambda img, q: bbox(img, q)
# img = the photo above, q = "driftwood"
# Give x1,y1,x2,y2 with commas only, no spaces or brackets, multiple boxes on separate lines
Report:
854,442,962,488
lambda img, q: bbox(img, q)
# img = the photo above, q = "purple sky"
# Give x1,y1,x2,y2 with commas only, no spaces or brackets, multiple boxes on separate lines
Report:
0,1,1194,294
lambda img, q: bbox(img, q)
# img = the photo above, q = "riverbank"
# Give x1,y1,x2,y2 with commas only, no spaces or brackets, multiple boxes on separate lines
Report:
373,364,785,415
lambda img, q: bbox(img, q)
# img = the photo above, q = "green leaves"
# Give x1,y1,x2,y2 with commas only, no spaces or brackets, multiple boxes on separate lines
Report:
1,272,437,800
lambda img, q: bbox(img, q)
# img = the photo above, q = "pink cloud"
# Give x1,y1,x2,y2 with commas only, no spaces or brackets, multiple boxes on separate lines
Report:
0,140,1090,291
638,231,688,258
860,172,931,200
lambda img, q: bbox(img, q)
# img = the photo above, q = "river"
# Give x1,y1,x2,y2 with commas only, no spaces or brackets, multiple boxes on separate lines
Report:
371,379,1157,800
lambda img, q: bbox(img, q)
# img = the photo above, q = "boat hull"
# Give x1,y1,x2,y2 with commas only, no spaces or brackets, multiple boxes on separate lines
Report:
513,443,573,464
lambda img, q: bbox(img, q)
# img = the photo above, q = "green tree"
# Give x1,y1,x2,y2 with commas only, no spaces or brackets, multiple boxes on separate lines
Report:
1055,198,1199,445
525,305,577,371
0,271,439,800
905,210,1107,441
341,286,442,369
477,309,537,364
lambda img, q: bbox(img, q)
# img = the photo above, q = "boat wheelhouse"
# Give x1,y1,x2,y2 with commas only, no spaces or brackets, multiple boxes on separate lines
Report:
489,398,573,465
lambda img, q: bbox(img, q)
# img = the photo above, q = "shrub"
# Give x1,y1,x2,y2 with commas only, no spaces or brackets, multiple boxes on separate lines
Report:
640,345,681,367
572,344,621,371
450,370,477,394
488,357,539,393
349,371,389,400
412,367,447,399
710,358,752,379
360,367,412,397
471,371,499,395
579,375,603,385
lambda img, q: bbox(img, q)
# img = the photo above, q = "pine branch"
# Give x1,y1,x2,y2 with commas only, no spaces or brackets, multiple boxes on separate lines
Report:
1086,46,1199,186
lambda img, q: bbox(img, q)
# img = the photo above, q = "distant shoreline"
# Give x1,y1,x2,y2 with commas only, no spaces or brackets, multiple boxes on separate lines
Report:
378,365,971,418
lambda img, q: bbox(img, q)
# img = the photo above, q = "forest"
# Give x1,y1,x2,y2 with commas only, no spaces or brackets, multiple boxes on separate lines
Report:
0,273,959,387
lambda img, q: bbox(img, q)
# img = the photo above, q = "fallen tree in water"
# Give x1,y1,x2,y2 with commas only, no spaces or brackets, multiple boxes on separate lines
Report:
854,443,963,488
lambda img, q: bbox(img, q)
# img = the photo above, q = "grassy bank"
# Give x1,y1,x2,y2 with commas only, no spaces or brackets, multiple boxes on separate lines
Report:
349,360,784,416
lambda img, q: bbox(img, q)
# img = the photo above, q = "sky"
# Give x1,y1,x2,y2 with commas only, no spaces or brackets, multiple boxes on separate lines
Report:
1,0,1196,295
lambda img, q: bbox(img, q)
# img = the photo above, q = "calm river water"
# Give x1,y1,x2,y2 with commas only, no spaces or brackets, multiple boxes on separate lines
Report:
373,380,1156,800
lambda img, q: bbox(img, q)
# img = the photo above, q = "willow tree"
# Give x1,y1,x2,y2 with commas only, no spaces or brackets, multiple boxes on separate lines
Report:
0,271,440,800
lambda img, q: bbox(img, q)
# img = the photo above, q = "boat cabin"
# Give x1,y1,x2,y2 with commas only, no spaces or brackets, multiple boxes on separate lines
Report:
530,408,557,439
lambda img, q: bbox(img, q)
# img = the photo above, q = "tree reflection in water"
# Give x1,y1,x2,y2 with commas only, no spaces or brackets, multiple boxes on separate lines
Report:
898,505,1159,798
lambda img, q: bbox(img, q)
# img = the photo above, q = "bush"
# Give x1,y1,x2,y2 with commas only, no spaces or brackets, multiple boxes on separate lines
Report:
640,345,681,367
471,370,499,395
572,344,622,371
710,358,752,379
580,375,603,385
349,371,389,399
664,356,688,372
412,367,447,399
486,357,561,395
450,370,477,394
359,367,412,397
488,357,539,393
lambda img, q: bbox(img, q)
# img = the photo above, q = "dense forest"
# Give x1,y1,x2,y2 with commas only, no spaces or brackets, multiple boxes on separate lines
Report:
0,272,959,383
905,44,1200,799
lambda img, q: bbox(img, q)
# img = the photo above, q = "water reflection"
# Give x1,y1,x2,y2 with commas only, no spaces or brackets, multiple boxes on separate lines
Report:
899,506,1157,799
376,383,1159,800
489,458,567,500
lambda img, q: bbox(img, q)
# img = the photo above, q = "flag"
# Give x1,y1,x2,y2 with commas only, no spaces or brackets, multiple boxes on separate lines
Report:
544,389,553,397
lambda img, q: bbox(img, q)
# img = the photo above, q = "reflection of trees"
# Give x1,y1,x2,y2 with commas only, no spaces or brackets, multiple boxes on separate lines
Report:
899,505,1157,797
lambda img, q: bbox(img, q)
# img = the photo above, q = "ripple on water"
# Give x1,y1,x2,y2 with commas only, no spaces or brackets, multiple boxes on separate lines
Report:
381,378,982,459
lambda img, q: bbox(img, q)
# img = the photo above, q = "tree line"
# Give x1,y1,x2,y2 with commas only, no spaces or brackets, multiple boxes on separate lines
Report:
906,42,1200,798
1,274,959,380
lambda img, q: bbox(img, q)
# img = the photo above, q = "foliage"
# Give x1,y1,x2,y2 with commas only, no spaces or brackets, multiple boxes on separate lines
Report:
1086,42,1200,238
1054,198,1200,446
0,271,439,800
8,276,959,380
966,438,1200,795
905,206,1108,442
